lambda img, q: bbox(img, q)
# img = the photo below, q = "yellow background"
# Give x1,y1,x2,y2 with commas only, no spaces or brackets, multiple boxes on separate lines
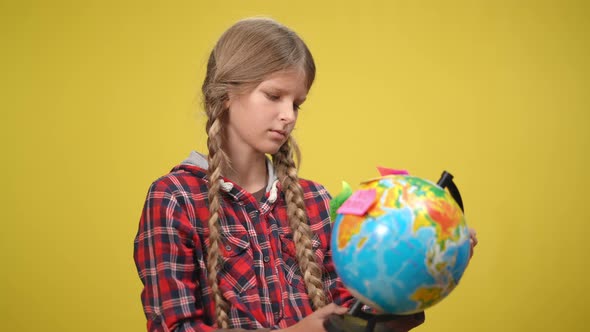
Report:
2,1,588,331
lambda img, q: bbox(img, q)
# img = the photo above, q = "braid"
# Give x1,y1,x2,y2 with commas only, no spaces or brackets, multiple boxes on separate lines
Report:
273,137,327,309
205,103,231,328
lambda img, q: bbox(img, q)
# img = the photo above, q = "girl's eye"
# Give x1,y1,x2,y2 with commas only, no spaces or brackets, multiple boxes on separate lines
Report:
265,92,301,111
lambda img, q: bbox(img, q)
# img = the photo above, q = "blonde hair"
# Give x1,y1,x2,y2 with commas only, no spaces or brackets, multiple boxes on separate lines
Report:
201,17,324,328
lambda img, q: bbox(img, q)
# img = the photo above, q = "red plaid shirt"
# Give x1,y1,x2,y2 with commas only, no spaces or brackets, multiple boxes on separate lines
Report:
134,163,353,331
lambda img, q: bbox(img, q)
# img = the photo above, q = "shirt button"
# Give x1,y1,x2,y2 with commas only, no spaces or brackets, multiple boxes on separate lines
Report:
225,245,232,251
263,256,270,263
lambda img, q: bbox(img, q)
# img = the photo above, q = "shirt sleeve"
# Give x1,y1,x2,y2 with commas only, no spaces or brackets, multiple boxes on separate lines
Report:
322,239,356,308
133,179,215,332
311,183,356,308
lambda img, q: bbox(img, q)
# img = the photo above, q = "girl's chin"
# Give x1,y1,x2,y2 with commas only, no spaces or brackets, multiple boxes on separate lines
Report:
260,143,285,156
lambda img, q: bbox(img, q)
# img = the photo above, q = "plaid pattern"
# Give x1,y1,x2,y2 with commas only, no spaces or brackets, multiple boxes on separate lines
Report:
134,163,353,331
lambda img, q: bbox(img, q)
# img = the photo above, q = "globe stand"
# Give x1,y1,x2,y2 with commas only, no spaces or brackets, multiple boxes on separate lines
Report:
324,300,416,332
323,312,410,332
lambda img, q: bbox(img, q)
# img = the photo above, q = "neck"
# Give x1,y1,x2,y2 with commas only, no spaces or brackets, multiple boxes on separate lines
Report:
223,151,268,193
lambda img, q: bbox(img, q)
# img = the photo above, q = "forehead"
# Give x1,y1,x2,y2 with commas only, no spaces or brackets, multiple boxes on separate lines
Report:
258,70,308,95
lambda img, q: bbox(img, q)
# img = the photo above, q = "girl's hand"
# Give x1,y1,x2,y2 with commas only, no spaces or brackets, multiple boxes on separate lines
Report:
469,228,478,259
284,303,348,332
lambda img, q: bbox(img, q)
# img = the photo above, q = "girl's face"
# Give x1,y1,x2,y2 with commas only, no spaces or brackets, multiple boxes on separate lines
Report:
225,70,308,156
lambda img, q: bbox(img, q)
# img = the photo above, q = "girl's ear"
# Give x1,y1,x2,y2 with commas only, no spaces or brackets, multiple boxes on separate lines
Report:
224,92,234,110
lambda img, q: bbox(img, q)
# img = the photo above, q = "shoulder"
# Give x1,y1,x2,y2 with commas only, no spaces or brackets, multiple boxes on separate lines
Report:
148,164,208,193
298,178,332,201
141,166,211,231
145,166,210,208
149,170,204,193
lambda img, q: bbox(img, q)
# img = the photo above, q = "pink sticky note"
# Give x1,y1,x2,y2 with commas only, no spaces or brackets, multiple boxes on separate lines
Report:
377,166,409,176
337,188,377,216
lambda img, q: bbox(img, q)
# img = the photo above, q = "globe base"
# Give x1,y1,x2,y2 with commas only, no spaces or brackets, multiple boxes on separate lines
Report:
324,312,412,332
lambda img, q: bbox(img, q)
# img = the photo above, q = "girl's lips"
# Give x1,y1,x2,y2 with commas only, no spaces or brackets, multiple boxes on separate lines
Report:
269,129,287,139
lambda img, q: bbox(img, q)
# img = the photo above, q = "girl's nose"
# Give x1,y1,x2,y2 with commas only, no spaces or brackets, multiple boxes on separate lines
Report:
279,103,297,123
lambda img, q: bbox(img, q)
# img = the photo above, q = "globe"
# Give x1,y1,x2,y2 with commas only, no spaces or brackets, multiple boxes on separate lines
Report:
331,174,471,315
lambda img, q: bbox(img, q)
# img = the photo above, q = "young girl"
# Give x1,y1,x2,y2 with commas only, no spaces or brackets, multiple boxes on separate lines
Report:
134,17,430,332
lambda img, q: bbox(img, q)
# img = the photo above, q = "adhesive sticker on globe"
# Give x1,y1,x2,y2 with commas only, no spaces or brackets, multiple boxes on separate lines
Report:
336,188,377,216
377,166,409,176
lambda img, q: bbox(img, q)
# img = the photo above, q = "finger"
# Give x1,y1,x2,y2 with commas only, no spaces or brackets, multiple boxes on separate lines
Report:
469,228,478,246
468,230,476,259
325,303,348,315
316,303,347,317
334,305,348,315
